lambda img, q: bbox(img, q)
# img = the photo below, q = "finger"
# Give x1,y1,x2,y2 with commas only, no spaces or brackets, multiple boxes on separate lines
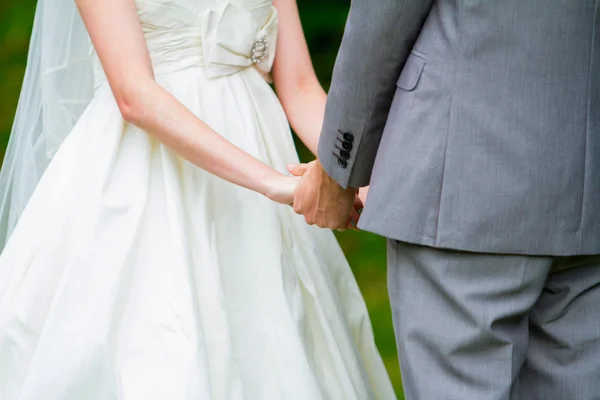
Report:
291,178,305,213
348,210,360,231
346,217,358,231
335,224,348,232
327,217,350,231
292,190,302,213
353,195,364,212
348,208,360,230
304,216,315,226
358,186,370,205
293,201,302,214
288,163,310,177
315,216,332,229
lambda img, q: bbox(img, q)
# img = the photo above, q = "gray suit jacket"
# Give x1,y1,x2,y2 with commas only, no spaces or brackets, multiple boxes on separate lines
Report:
318,0,600,256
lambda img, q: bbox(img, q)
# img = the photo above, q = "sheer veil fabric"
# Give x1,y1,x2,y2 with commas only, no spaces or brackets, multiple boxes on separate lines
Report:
0,0,94,249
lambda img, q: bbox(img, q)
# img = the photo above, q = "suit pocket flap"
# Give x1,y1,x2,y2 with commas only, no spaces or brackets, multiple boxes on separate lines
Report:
396,54,425,91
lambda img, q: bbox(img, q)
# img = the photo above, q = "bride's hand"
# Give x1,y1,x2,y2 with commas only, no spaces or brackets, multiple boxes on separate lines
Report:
357,186,369,206
264,174,301,205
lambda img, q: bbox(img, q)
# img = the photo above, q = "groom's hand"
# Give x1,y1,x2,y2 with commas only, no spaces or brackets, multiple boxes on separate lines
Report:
289,160,358,230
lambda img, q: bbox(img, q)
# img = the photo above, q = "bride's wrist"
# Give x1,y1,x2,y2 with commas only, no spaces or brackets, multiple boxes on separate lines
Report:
256,169,286,200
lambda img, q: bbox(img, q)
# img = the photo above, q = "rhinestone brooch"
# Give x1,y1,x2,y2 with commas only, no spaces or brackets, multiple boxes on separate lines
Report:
250,38,268,64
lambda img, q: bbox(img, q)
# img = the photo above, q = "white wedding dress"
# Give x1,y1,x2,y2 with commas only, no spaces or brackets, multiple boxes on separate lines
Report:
0,0,395,399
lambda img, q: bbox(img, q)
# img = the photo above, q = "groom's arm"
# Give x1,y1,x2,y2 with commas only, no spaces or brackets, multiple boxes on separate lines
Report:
318,0,434,188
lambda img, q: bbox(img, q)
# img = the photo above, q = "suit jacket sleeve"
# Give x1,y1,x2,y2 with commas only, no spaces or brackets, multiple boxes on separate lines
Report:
317,0,434,188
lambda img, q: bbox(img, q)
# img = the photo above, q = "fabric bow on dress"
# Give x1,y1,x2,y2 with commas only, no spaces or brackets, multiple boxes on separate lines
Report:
201,3,278,82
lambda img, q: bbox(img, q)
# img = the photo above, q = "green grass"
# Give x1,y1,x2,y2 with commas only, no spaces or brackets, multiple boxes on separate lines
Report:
0,1,403,397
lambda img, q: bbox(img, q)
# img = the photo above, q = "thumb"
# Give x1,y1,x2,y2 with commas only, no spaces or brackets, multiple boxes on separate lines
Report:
288,163,310,177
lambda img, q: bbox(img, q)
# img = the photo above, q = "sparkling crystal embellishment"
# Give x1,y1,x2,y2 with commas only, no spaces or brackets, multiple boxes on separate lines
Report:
250,38,268,64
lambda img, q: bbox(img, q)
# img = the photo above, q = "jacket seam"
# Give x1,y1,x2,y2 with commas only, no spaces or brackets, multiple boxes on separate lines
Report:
577,0,598,252
433,1,462,246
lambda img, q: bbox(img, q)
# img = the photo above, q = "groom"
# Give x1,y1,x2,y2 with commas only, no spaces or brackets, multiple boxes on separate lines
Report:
292,1,600,399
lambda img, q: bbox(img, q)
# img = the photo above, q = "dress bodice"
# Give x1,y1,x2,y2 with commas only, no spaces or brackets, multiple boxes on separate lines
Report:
94,0,277,84
135,0,274,30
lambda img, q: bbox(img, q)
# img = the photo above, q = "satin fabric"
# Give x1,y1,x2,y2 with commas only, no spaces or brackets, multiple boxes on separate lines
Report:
0,0,395,399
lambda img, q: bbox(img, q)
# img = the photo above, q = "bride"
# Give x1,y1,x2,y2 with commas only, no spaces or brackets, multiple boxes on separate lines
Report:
0,0,395,399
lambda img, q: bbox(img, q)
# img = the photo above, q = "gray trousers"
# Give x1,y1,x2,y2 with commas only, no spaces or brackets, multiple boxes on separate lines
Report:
387,240,600,400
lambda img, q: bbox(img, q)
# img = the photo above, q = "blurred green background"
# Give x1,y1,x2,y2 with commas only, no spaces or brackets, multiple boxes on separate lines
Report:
0,1,403,397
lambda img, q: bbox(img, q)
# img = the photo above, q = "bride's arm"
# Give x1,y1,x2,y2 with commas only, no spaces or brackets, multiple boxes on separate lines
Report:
273,0,371,206
75,0,296,204
272,0,327,156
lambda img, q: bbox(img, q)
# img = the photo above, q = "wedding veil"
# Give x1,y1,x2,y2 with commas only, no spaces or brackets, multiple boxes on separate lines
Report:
0,0,94,249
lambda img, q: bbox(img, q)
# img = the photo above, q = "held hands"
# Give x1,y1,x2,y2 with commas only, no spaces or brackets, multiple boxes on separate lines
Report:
288,160,363,230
